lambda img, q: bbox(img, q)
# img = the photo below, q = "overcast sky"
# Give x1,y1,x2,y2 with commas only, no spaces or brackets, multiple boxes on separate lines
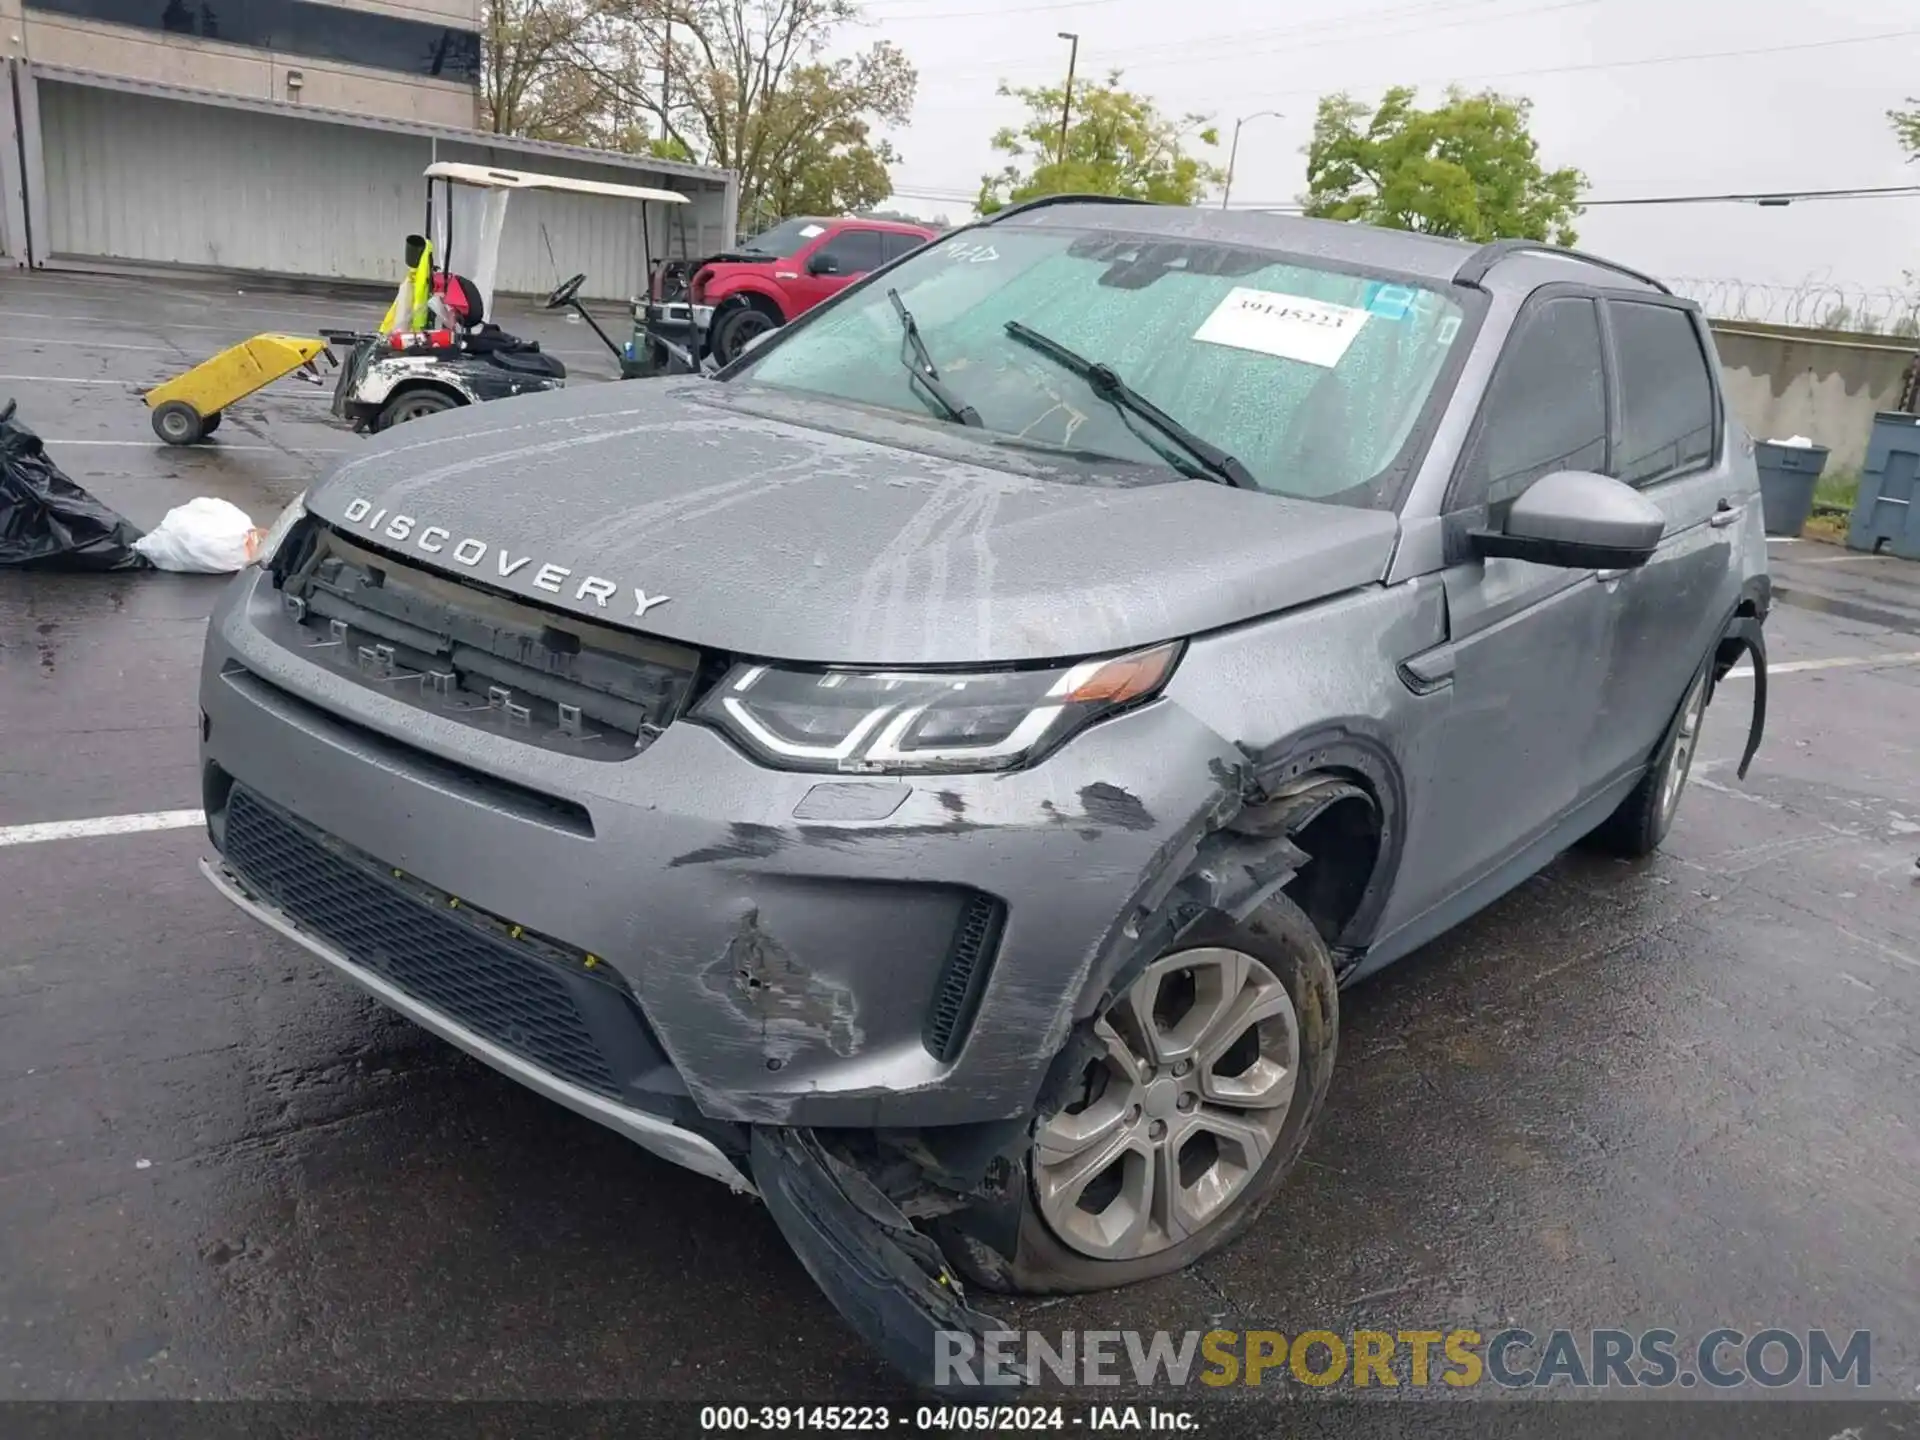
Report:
851,0,1919,301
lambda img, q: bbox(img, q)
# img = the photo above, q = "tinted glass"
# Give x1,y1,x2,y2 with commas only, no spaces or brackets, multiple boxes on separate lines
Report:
882,231,926,262
32,0,480,81
1458,297,1607,510
818,229,887,274
741,224,1469,507
739,218,830,257
1610,301,1715,484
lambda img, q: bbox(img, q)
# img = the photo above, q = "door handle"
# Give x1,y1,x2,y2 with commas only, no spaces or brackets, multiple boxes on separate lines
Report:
1709,500,1743,528
1594,568,1627,583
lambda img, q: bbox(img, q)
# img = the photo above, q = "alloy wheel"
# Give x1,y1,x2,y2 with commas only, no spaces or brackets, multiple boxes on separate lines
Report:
1031,947,1300,1261
1658,672,1709,827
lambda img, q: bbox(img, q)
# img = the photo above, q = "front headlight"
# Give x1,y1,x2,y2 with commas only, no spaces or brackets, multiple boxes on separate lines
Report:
251,490,308,568
693,642,1181,775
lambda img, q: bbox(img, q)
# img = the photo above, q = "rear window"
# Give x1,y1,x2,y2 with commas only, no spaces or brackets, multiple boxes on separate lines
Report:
737,224,1470,507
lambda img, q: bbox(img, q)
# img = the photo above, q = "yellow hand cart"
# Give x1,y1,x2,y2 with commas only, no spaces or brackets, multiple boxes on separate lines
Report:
143,334,331,446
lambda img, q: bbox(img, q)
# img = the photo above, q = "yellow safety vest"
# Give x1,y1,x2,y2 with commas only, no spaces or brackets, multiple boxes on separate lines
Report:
381,240,435,333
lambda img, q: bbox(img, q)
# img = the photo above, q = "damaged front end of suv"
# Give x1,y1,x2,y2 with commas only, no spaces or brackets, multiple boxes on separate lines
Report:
198,197,1768,1390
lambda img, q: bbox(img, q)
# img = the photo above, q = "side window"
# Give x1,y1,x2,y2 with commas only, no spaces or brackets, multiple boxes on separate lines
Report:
1609,301,1715,485
1455,296,1608,512
815,229,887,275
881,231,925,263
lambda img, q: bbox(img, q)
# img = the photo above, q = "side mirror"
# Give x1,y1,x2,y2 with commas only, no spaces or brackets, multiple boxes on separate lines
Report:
1469,470,1665,571
806,252,840,277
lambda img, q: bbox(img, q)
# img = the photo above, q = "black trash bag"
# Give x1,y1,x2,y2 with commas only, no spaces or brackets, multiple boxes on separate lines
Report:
0,399,153,571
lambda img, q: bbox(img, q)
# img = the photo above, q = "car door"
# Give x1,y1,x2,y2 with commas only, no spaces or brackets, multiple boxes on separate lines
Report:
1384,291,1620,932
1586,296,1747,791
795,227,889,310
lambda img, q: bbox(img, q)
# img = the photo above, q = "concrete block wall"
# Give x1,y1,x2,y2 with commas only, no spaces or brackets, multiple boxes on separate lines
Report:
1710,322,1920,474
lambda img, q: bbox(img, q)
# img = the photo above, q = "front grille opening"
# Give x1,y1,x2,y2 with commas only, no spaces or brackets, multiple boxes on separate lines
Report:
923,892,1007,1062
273,526,703,760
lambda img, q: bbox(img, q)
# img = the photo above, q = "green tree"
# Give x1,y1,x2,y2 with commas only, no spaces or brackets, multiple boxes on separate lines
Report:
1891,100,1920,158
481,0,601,142
1302,86,1586,245
574,0,915,224
977,72,1223,214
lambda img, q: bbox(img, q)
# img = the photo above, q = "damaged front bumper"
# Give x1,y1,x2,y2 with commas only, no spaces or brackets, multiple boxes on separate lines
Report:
751,1129,1003,1391
199,852,757,1191
199,842,1008,1389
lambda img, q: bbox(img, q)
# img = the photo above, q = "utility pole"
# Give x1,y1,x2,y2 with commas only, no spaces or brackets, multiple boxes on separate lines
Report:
1221,110,1281,210
1056,32,1079,168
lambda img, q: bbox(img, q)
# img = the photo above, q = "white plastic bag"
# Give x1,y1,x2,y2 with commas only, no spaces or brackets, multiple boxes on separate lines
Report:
132,497,264,573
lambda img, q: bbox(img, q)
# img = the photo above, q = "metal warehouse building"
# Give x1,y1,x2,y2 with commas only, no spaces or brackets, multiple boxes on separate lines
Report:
1,1,736,300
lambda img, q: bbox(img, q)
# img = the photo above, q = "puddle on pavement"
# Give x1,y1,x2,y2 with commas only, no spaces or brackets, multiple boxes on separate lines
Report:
1774,586,1920,638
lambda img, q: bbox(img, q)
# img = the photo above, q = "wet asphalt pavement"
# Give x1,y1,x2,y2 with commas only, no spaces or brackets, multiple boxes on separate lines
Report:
2,271,1917,1428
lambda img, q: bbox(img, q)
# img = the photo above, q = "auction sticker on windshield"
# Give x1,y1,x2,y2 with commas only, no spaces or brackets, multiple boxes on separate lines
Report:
1194,288,1370,367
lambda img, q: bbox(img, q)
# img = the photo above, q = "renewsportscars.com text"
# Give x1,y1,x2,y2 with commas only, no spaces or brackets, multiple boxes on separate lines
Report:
936,1327,1872,1391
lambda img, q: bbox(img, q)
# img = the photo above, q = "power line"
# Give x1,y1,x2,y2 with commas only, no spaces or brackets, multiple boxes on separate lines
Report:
1248,23,1920,98
871,0,1524,34
1583,185,1920,208
888,183,1920,215
1214,185,1920,210
921,0,1597,77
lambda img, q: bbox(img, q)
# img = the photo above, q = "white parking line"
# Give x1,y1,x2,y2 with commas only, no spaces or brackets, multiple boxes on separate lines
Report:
0,307,344,332
0,374,127,386
0,810,205,848
0,334,178,353
1722,651,1920,679
42,439,351,452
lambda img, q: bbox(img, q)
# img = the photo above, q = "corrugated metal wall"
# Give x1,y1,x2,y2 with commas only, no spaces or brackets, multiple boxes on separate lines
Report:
0,63,24,264
35,81,731,299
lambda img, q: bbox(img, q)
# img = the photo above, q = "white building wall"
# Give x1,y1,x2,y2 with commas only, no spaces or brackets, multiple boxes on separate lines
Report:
29,78,733,300
5,0,482,129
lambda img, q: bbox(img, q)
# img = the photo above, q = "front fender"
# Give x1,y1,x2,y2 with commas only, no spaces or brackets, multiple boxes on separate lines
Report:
348,355,481,409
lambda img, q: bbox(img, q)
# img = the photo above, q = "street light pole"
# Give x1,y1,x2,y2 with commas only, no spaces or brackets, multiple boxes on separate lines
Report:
1056,32,1080,168
1221,109,1282,210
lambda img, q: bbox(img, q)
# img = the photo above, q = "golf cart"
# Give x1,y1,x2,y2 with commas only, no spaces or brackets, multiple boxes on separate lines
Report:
326,162,692,433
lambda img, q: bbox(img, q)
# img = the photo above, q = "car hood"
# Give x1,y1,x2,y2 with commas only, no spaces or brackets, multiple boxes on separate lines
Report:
305,379,1400,666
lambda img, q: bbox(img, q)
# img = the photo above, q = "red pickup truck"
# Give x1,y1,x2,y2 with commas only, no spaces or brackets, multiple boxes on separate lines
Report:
681,216,939,365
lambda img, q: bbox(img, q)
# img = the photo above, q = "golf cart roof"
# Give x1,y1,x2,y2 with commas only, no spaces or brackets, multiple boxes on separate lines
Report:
422,162,689,205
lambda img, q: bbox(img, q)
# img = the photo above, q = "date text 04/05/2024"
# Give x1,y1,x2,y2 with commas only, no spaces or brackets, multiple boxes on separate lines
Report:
697,1405,1196,1431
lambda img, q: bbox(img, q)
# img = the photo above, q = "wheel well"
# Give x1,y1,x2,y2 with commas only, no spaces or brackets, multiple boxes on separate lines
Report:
719,291,784,324
1279,792,1383,945
383,380,467,409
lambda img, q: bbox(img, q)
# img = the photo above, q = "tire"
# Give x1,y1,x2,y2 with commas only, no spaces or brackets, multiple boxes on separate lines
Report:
377,389,459,431
944,893,1339,1296
710,303,780,366
151,400,204,446
201,411,223,436
1583,658,1711,859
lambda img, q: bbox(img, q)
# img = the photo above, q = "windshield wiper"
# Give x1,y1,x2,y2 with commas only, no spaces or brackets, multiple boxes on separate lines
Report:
890,289,982,427
1003,321,1253,488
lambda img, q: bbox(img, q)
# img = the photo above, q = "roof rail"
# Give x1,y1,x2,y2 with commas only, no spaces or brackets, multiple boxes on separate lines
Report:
980,193,1160,225
1453,239,1672,295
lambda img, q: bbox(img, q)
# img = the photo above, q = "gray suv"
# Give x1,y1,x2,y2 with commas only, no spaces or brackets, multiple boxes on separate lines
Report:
197,198,1769,1383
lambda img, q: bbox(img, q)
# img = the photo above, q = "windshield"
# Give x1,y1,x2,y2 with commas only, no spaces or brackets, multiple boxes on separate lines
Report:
736,223,1469,506
737,218,831,258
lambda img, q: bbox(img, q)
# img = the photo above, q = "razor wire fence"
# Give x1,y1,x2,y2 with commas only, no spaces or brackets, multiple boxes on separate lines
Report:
1672,276,1920,337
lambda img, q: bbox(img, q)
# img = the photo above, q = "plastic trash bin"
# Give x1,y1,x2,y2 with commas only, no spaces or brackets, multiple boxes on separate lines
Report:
1848,411,1920,559
1754,440,1829,537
